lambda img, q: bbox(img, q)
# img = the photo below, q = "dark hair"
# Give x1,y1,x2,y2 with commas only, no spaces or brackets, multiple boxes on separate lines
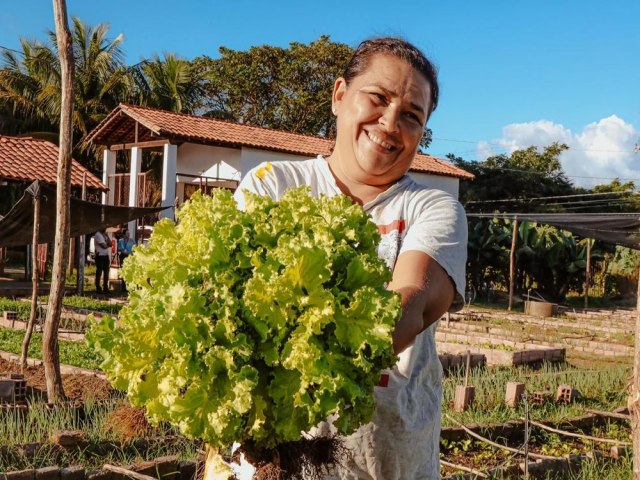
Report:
342,37,439,116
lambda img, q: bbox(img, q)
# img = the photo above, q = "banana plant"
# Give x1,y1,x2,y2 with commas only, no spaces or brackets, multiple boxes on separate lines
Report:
515,222,601,301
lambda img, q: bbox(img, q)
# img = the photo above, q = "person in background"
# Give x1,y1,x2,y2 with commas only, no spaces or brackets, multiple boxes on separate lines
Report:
234,37,467,479
117,229,135,294
93,228,111,294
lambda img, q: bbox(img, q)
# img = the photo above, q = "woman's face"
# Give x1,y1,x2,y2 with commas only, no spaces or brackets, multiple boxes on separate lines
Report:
332,54,432,188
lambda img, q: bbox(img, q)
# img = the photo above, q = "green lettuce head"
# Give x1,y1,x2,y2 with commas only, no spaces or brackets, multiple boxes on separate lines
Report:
88,187,400,449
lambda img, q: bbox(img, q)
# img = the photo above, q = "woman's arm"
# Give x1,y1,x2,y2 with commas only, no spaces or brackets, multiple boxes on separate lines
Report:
387,250,455,354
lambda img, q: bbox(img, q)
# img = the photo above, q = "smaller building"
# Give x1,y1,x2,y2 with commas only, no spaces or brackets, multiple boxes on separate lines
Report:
0,135,105,194
0,135,106,281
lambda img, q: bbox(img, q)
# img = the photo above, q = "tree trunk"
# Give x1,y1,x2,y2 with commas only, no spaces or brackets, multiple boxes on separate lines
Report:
631,271,640,478
43,0,74,404
21,194,41,372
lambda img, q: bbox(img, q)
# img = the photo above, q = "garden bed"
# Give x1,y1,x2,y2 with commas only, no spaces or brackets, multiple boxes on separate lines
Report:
437,340,565,366
440,414,631,479
0,328,102,371
438,321,633,357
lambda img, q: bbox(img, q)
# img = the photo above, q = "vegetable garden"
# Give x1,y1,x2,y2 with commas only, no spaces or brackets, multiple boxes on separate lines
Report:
0,188,636,479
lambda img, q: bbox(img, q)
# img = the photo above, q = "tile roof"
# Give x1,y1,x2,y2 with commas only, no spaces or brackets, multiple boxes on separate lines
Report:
86,104,474,180
0,136,105,190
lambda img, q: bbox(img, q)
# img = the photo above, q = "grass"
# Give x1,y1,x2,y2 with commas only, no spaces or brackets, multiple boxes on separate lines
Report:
443,362,631,427
0,326,101,370
0,398,202,472
40,295,123,315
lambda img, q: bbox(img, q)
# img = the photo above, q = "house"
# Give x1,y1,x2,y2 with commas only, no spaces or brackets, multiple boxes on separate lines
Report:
86,104,474,239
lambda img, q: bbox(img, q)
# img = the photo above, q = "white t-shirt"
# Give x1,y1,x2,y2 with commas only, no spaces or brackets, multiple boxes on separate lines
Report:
233,156,467,480
94,231,111,257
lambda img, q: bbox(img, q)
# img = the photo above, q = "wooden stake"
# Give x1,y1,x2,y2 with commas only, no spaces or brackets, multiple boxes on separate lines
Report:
20,192,40,372
67,237,75,275
584,238,592,309
524,418,631,446
103,465,156,480
508,218,519,311
444,414,558,460
464,349,471,387
77,173,86,295
440,460,488,478
585,409,630,421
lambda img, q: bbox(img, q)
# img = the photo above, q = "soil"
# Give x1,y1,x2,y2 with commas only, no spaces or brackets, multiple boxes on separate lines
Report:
0,357,114,401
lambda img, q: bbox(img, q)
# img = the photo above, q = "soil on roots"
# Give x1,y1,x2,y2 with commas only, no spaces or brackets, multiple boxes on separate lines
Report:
240,436,348,480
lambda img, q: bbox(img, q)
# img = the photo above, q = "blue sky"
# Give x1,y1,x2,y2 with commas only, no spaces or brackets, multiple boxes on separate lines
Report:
1,1,639,186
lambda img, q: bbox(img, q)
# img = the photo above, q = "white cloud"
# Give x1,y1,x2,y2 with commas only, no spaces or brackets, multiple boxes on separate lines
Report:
476,116,640,188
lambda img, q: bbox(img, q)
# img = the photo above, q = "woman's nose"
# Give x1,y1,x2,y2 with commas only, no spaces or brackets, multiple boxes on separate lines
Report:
379,107,400,134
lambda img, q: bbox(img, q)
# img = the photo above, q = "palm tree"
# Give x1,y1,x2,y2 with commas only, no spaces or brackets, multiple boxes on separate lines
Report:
0,39,58,134
132,53,205,113
0,17,130,149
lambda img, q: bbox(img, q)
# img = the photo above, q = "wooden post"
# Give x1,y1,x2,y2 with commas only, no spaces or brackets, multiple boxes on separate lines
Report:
67,237,75,275
631,269,640,479
508,218,519,311
77,173,86,295
20,193,41,372
455,350,475,412
464,349,471,387
0,247,5,276
43,0,74,403
584,239,592,309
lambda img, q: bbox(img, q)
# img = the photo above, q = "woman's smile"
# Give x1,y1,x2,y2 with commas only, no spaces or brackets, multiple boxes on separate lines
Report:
364,130,398,153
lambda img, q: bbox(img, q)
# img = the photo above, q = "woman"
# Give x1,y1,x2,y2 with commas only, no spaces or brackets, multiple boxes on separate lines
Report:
235,37,467,479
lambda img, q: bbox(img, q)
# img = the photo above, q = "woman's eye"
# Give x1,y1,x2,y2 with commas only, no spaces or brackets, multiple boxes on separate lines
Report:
404,112,422,124
371,93,387,104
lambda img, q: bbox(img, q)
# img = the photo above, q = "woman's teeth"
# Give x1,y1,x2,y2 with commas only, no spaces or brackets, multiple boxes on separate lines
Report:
367,131,395,151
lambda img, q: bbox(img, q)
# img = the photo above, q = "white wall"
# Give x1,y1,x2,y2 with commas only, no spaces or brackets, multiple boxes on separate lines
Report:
174,142,460,199
409,172,459,198
240,148,308,176
177,143,242,181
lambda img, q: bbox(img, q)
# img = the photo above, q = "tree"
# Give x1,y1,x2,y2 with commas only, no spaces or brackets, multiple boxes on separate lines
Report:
451,143,573,213
0,17,130,164
588,179,640,213
131,53,206,114
0,39,59,134
196,36,351,137
43,0,74,403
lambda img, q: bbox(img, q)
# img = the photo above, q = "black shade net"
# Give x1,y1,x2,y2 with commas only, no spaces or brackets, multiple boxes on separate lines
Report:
0,180,168,247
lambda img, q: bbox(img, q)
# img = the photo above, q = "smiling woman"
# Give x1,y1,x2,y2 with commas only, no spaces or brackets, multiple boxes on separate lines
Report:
233,37,468,479
329,53,432,200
